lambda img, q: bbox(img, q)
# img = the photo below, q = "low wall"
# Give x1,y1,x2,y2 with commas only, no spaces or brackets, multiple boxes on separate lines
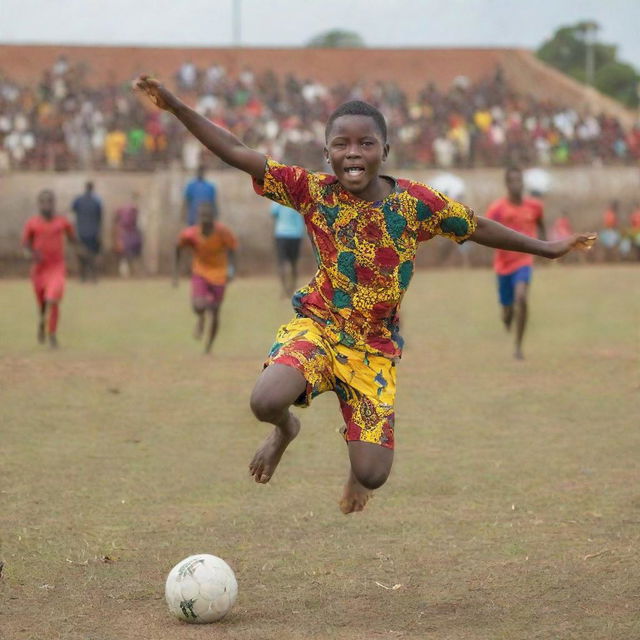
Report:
1,166,638,276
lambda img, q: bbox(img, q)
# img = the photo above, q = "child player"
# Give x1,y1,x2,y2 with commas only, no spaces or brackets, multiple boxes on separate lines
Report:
136,76,596,514
485,166,546,360
22,189,77,348
174,201,238,355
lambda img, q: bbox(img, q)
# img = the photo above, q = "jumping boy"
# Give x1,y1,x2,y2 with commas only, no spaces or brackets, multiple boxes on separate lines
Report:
22,189,77,348
175,201,237,355
136,76,596,514
485,166,546,360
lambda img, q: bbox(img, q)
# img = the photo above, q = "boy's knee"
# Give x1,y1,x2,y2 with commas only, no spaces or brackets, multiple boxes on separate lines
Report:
250,391,285,423
514,292,527,306
353,466,390,490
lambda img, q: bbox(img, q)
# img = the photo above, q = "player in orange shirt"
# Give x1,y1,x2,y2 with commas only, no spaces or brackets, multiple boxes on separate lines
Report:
174,201,238,354
22,190,77,348
486,167,546,360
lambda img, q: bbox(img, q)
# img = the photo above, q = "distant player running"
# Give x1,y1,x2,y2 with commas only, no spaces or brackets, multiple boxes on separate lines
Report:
22,190,77,348
174,202,238,355
486,166,546,360
271,201,305,298
136,75,596,514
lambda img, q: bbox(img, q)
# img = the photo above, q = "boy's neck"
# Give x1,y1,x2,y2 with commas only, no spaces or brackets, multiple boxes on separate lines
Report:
343,175,394,203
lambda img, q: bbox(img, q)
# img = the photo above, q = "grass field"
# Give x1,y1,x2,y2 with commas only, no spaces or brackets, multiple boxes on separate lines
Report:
1,266,638,640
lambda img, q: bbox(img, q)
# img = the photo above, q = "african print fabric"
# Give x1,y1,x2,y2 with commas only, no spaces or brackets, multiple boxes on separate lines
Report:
253,158,476,359
266,317,396,449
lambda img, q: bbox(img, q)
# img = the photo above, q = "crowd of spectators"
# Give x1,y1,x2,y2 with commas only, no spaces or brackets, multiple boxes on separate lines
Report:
1,55,639,173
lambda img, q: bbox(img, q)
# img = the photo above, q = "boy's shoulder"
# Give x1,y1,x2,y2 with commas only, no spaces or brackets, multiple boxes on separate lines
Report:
395,177,449,211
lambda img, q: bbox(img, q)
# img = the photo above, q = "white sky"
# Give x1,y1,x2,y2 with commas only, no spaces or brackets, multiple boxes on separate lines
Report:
2,0,639,69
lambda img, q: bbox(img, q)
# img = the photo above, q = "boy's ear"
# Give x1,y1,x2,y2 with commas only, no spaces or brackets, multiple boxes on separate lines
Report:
382,143,390,162
323,146,330,164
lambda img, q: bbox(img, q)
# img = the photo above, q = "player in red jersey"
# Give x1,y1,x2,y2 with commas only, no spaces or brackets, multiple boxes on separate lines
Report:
22,190,77,348
486,167,546,360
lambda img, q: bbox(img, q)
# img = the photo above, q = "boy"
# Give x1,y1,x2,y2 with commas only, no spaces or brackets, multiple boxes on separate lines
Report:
175,201,237,355
135,75,596,514
271,201,305,297
22,190,77,348
485,167,546,360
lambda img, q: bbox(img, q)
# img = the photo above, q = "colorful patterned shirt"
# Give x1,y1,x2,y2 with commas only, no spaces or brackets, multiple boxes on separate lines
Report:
253,159,477,359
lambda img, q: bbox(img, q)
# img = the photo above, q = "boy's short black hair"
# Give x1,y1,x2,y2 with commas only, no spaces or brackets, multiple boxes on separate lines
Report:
325,100,387,142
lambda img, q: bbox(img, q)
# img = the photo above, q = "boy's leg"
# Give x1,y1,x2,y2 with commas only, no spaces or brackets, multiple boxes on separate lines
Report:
340,441,394,514
34,282,46,343
46,299,60,348
192,303,205,340
501,305,514,331
204,307,220,354
249,363,307,483
513,280,529,360
497,273,514,331
334,356,396,514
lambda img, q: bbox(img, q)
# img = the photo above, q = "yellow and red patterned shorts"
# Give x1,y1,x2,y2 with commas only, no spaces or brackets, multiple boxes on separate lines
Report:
265,317,397,449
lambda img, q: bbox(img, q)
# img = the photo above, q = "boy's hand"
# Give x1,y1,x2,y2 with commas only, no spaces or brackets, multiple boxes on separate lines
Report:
134,75,180,113
24,248,41,263
546,233,597,258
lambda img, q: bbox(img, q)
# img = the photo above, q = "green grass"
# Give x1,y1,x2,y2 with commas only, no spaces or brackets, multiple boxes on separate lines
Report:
1,266,639,639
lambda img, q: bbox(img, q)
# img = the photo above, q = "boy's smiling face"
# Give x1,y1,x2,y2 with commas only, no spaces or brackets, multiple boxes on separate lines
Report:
324,115,389,199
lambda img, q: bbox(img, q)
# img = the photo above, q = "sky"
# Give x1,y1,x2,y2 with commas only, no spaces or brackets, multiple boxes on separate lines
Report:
1,0,639,70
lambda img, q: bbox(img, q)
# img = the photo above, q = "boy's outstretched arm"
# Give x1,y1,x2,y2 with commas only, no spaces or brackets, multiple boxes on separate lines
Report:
471,216,596,259
134,75,266,180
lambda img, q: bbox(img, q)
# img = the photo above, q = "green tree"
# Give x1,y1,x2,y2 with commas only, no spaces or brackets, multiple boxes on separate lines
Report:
537,22,639,107
307,29,365,48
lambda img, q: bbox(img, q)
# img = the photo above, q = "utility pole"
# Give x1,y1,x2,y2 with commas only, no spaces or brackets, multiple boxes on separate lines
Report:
232,0,242,46
580,21,599,87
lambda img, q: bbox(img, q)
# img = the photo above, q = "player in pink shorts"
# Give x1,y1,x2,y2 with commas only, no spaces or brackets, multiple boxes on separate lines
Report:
174,202,238,354
22,190,77,348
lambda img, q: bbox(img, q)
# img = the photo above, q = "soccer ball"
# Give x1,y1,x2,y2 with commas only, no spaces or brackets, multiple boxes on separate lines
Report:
165,554,238,623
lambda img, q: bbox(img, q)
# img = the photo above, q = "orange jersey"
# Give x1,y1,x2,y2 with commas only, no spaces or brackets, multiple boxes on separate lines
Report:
179,223,238,285
22,215,74,270
485,197,544,275
629,210,640,230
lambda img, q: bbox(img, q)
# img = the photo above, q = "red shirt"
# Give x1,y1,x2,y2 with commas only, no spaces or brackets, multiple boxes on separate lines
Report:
603,209,618,229
22,215,74,269
629,210,640,230
486,197,544,275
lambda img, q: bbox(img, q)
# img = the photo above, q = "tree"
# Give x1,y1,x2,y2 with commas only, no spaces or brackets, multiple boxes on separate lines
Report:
306,29,365,48
537,22,639,107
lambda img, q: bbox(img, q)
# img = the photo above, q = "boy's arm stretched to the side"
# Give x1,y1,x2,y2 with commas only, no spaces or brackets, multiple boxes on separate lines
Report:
134,76,266,180
470,216,596,259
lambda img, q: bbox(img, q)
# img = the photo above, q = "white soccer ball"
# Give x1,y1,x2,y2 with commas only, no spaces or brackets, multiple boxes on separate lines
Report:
165,554,238,623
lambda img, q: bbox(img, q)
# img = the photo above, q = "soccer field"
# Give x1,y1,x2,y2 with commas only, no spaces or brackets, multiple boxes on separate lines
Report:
1,266,638,640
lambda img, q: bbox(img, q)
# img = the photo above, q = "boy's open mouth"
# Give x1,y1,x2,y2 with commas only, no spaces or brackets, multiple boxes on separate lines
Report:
344,166,365,176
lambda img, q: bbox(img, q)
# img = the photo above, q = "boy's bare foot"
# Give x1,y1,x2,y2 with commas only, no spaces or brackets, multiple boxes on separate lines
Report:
339,470,373,514
38,321,45,344
49,334,58,349
249,413,300,483
514,348,524,360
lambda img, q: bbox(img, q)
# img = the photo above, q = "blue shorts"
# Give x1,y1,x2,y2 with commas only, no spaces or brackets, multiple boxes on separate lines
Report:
497,265,532,306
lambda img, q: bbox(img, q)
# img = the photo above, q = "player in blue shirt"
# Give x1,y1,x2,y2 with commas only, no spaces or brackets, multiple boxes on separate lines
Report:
271,201,305,297
183,166,218,226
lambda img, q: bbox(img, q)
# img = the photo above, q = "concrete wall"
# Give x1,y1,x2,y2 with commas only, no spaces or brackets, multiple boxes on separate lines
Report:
2,166,639,276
